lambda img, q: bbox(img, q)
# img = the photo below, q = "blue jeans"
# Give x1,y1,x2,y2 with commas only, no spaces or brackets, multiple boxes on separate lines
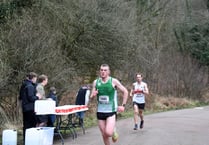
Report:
76,111,85,119
48,114,56,127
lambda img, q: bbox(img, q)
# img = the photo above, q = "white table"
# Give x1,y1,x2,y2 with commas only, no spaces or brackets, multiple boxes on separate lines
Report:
35,102,88,145
55,105,88,144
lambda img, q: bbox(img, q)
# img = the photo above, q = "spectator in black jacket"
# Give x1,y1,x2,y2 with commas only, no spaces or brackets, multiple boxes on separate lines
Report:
75,84,90,125
19,72,42,142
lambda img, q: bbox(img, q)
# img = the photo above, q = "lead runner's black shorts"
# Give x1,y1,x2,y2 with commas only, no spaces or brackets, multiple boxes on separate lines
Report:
133,102,145,110
97,112,117,120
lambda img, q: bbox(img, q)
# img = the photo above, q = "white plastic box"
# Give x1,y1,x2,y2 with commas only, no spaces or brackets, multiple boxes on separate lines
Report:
25,127,54,145
35,100,56,115
2,129,17,145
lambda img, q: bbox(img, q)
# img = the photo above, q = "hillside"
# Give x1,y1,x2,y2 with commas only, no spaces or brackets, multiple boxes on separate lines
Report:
0,0,208,132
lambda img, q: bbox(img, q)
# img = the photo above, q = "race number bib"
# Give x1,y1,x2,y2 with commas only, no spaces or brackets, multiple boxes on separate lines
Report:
136,94,143,98
99,95,109,104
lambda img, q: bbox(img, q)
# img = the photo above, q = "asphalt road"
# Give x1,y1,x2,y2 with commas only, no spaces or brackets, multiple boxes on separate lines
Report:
54,106,209,145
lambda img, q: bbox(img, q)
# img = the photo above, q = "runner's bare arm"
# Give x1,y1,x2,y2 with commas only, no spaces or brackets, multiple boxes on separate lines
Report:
90,80,98,99
143,83,149,95
129,83,134,97
113,78,128,106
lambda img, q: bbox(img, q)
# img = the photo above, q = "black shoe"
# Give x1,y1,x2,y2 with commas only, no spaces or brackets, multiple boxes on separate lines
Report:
133,124,138,130
140,120,144,129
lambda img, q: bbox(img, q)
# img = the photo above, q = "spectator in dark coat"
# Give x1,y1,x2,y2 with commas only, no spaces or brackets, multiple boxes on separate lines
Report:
19,72,42,142
75,84,90,125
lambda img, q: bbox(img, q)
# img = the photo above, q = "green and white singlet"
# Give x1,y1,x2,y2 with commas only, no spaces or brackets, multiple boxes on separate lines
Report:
96,77,118,113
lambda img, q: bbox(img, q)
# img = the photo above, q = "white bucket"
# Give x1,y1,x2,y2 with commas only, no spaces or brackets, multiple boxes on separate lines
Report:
2,129,17,145
25,127,54,145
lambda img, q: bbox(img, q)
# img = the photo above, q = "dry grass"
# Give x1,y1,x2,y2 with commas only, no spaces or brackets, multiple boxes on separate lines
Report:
200,87,209,103
149,94,195,111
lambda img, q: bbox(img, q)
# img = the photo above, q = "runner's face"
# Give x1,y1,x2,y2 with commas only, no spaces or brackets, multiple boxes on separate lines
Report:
100,66,109,78
136,74,142,82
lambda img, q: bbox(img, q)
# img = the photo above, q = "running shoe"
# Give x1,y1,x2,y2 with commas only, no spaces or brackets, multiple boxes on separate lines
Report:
112,131,119,143
140,120,144,129
133,124,138,130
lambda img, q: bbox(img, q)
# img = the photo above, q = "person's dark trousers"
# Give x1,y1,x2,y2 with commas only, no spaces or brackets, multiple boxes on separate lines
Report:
23,111,37,143
47,114,56,127
76,111,85,125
